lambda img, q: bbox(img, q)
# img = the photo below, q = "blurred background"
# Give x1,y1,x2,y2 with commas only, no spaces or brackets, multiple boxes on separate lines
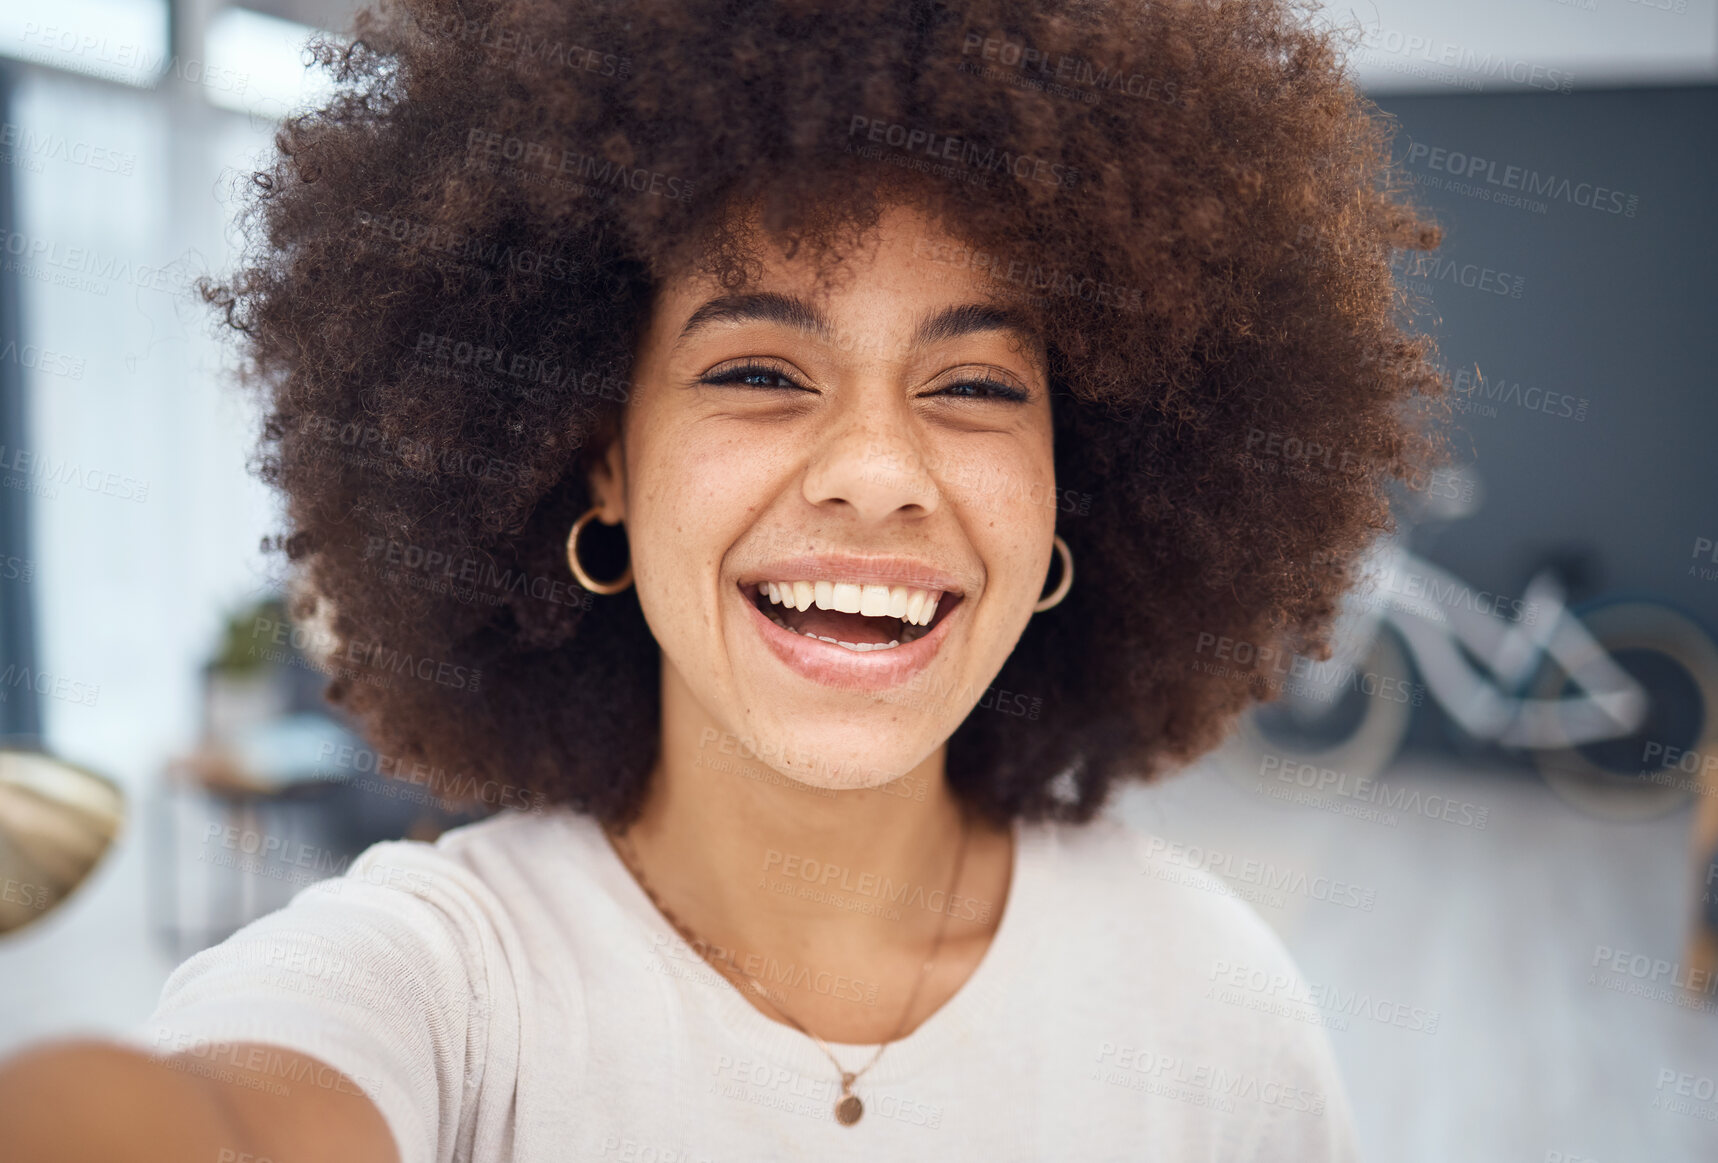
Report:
0,1,1714,1159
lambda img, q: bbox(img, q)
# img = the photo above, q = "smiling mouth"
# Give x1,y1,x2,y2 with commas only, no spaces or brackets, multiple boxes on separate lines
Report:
746,580,961,652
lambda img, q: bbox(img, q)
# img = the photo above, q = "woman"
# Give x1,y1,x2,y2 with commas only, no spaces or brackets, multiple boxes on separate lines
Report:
0,0,1447,1158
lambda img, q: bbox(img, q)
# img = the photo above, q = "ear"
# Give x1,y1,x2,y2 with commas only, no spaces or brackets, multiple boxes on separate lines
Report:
585,436,628,524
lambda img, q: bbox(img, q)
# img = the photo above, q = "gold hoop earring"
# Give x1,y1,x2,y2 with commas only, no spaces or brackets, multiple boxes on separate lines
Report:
1033,535,1073,613
567,506,634,595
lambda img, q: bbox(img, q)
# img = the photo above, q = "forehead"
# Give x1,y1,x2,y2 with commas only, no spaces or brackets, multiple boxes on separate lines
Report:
651,203,1049,368
674,291,1040,357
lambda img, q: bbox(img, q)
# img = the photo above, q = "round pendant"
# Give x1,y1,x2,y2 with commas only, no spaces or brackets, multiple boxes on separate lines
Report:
835,1092,864,1125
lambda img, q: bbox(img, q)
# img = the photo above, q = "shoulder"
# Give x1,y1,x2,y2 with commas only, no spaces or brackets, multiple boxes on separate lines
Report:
143,808,594,1018
1021,810,1358,1158
1027,810,1305,984
414,805,613,908
1022,811,1340,1079
340,805,594,904
132,811,585,1163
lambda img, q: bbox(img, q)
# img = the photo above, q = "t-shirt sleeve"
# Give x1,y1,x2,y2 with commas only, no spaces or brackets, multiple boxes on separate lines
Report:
1126,825,1364,1162
1237,1000,1362,1163
122,839,520,1163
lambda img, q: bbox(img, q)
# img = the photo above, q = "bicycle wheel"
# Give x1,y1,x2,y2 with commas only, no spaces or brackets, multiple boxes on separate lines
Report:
1215,628,1416,797
1530,599,1718,821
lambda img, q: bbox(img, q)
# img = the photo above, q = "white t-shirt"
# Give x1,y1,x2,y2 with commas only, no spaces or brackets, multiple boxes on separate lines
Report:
132,807,1359,1163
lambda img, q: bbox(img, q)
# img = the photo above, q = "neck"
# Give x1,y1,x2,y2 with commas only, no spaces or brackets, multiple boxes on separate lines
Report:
619,659,1006,972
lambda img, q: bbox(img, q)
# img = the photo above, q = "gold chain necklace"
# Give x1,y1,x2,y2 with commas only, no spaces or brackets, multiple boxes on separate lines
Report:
606,812,972,1126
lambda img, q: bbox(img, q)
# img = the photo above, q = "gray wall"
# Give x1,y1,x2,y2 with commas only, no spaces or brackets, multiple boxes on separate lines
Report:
1366,86,1718,752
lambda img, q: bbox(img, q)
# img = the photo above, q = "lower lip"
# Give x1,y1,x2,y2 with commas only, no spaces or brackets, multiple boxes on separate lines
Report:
739,586,961,691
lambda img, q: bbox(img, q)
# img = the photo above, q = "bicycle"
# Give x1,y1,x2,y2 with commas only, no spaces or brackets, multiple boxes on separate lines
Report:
1212,466,1718,823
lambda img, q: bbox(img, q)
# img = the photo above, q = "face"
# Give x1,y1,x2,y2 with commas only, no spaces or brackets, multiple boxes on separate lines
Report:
588,202,1059,790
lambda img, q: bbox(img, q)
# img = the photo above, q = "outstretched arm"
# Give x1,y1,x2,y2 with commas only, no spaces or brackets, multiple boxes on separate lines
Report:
0,1038,398,1163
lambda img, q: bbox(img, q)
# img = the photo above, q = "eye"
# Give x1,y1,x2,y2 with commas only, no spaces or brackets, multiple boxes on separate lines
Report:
927,378,1031,403
699,362,813,392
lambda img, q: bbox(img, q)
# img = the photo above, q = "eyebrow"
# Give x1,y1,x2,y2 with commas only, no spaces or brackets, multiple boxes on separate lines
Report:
673,291,1042,354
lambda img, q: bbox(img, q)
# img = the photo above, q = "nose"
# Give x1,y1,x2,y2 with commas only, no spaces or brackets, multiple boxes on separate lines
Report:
800,393,941,524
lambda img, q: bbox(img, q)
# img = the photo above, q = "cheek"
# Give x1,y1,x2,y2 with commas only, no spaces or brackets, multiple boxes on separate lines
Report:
630,426,789,597
928,437,1058,583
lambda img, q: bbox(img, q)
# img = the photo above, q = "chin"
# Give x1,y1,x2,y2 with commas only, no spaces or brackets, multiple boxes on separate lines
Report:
721,709,949,793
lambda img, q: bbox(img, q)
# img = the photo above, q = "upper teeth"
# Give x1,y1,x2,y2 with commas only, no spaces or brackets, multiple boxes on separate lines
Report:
757,580,943,626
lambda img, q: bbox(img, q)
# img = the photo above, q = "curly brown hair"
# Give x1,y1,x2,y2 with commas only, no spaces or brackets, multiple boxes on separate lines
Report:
209,0,1450,829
